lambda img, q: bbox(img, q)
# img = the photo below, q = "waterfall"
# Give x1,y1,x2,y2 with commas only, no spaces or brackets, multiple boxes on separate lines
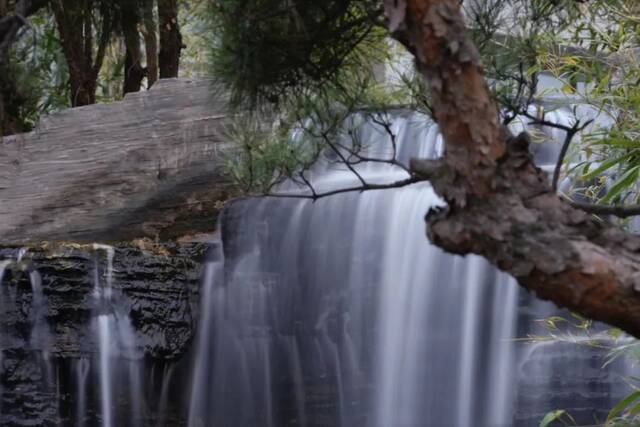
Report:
0,243,185,426
76,357,90,427
93,244,116,427
91,243,144,427
189,109,634,426
98,314,113,427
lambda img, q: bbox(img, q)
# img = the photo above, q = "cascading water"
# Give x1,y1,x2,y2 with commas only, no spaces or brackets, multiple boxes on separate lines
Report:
76,357,91,427
91,243,144,427
0,103,632,426
189,108,634,426
0,243,178,426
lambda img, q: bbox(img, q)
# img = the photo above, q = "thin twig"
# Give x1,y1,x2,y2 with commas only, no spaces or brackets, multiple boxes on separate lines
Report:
265,176,424,201
321,131,367,186
524,111,593,192
298,171,317,198
569,200,640,218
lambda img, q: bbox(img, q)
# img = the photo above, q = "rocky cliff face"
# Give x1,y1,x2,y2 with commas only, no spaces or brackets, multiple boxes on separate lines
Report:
0,241,206,426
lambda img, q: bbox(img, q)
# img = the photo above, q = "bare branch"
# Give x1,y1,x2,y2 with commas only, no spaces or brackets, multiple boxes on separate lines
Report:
320,131,368,186
298,171,318,198
523,110,594,193
265,175,424,201
568,200,640,218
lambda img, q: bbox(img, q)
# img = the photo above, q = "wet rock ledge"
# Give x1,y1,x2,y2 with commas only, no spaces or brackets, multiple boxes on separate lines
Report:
0,240,206,426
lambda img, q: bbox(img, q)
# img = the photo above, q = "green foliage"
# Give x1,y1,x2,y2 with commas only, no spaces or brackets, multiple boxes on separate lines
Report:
207,0,385,109
539,409,574,427
0,11,70,135
465,0,587,120
223,56,430,193
527,1,640,207
224,117,318,193
180,0,212,77
211,0,636,194
531,314,640,426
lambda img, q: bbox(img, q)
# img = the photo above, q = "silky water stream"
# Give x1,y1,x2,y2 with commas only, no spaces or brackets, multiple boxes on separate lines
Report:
188,108,634,427
0,107,632,426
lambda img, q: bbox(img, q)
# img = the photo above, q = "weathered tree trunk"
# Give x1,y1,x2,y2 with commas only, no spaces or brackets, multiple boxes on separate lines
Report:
52,1,96,106
0,79,235,243
143,0,159,87
158,0,182,78
121,0,146,95
386,0,640,338
51,0,113,107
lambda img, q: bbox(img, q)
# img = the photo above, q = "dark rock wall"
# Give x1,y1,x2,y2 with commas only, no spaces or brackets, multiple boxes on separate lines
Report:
0,242,206,426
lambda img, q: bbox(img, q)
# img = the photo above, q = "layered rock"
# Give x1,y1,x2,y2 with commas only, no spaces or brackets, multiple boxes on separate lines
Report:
0,241,206,426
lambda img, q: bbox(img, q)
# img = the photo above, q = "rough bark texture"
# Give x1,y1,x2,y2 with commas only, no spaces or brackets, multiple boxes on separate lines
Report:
0,78,236,243
143,0,159,87
121,0,146,95
157,0,182,78
51,0,109,107
386,0,640,338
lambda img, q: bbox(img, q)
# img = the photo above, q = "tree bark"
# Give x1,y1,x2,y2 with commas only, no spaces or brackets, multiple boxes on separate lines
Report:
121,0,146,95
52,0,97,106
142,0,158,87
386,0,640,338
157,0,181,78
52,0,114,107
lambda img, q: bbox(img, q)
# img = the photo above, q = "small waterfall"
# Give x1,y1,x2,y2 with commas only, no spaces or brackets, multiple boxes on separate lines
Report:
91,243,144,427
98,314,113,427
156,363,175,426
189,109,634,426
0,243,183,426
93,244,116,427
0,260,11,285
76,357,90,427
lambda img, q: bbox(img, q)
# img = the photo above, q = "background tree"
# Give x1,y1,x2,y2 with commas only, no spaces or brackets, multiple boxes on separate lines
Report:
142,0,158,86
50,0,116,106
0,0,191,135
158,0,182,77
120,0,145,94
0,0,48,134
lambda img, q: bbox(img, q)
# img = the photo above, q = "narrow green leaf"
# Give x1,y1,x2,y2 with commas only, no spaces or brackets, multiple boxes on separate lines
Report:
539,410,567,427
627,400,640,416
581,153,633,181
602,166,640,204
607,390,640,422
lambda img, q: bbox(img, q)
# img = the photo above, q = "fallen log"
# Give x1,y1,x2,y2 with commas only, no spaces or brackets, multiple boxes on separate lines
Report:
0,78,235,243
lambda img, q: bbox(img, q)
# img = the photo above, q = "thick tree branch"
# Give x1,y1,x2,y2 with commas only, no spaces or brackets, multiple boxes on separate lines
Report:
388,0,640,338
